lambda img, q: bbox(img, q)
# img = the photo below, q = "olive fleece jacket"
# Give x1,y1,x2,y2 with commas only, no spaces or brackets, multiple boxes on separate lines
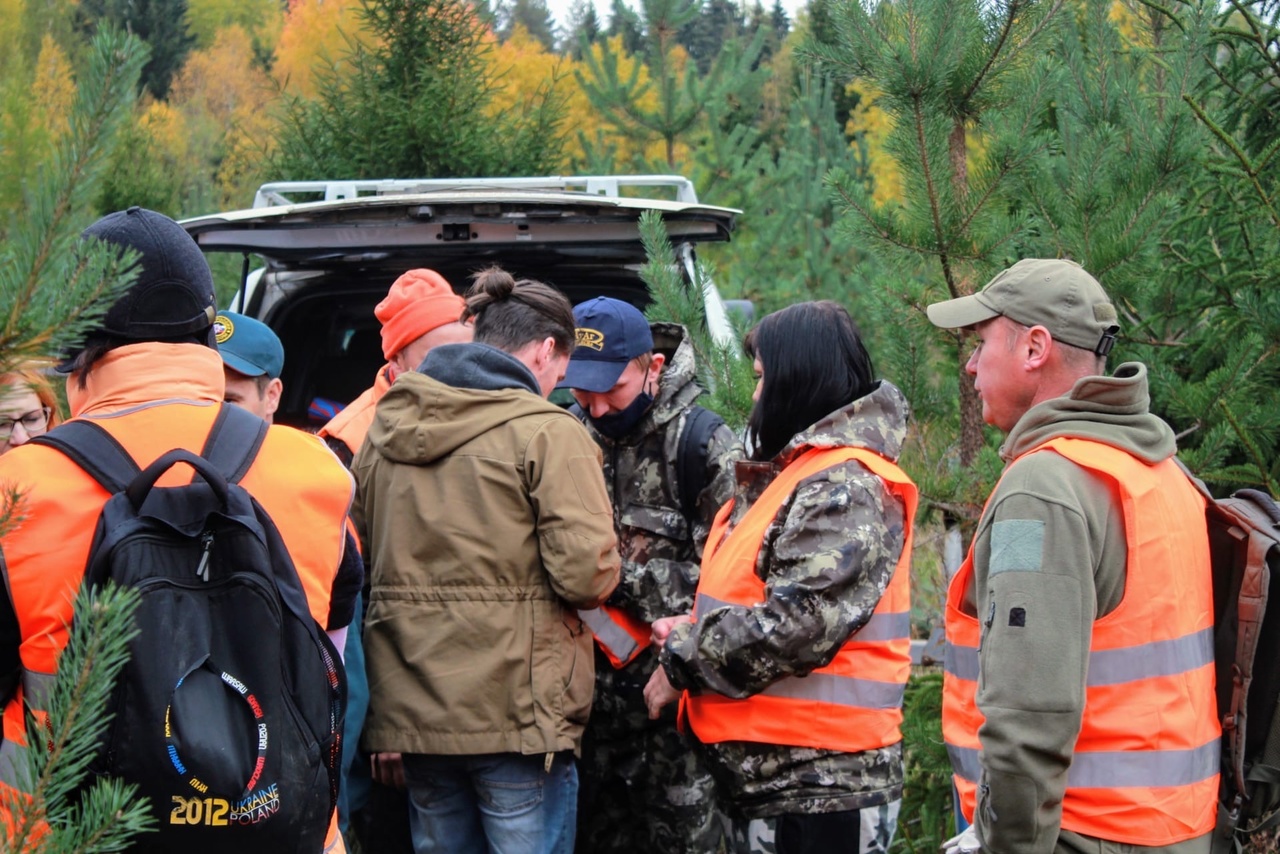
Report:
963,362,1211,854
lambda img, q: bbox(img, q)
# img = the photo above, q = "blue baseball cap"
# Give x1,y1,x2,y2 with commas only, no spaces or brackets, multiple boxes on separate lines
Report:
213,312,284,379
558,297,654,393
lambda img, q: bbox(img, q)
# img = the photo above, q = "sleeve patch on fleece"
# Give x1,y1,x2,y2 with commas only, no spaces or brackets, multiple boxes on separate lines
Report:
989,519,1045,575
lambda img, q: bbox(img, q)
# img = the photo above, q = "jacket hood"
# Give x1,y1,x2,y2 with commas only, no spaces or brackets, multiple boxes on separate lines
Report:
1002,361,1175,464
583,322,706,444
778,380,911,464
369,343,563,465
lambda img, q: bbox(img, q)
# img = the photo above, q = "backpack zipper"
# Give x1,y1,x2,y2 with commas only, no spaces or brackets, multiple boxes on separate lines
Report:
195,532,214,582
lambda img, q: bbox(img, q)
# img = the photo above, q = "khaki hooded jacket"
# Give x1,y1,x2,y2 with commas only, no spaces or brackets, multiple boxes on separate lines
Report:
353,342,621,758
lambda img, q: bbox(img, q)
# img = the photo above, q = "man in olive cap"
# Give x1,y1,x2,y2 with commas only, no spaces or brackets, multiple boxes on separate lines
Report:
930,260,1219,854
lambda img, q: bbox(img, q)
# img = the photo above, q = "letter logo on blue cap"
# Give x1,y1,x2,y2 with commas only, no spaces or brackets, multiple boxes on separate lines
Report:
576,328,605,351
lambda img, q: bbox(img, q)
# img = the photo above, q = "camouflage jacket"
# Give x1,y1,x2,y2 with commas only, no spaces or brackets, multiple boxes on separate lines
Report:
581,323,742,735
660,380,911,817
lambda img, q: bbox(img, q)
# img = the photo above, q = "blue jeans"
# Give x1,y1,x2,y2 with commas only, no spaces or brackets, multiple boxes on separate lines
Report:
401,751,578,854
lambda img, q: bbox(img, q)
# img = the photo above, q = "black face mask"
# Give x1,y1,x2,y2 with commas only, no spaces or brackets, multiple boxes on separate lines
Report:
588,390,655,440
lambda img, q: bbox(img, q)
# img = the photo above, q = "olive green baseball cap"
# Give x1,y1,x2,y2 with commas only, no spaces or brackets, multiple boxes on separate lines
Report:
926,258,1120,355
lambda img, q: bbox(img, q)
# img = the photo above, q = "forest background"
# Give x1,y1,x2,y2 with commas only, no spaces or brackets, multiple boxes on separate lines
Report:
1,0,1278,845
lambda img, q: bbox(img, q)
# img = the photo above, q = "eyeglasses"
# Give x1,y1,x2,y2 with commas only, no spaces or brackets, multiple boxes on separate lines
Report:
0,407,51,443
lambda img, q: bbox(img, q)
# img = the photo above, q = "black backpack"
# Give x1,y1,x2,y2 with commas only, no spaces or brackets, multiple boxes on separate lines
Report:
32,405,346,854
1192,481,1280,851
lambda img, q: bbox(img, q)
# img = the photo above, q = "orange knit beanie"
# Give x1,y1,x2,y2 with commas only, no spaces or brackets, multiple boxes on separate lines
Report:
376,269,465,360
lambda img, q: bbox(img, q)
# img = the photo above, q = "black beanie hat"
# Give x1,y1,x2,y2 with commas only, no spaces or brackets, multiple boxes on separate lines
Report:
80,206,217,342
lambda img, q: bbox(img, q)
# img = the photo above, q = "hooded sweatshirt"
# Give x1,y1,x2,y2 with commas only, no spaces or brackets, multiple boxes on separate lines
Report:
962,362,1210,854
352,342,620,757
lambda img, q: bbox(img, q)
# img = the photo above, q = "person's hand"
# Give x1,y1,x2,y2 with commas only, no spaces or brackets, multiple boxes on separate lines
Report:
371,751,406,789
650,614,693,645
643,665,681,720
941,826,980,854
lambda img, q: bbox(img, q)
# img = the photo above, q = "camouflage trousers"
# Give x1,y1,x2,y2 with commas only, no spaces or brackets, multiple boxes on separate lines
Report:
729,800,900,854
576,717,728,854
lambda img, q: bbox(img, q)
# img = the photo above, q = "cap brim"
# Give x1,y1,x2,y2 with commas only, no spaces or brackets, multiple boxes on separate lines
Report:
926,293,1000,330
219,350,268,378
556,358,629,393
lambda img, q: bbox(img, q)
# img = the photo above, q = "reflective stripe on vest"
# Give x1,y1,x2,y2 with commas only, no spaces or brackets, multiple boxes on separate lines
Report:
946,739,1220,789
941,437,1220,846
0,734,29,789
944,625,1215,689
578,605,650,668
684,446,916,754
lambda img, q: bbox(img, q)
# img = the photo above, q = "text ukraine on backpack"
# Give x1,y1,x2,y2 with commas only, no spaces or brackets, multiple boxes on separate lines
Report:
1192,475,1280,851
31,405,346,854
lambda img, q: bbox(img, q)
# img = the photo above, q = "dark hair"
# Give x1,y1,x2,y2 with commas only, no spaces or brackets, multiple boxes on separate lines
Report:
70,332,207,388
462,266,575,355
745,300,877,461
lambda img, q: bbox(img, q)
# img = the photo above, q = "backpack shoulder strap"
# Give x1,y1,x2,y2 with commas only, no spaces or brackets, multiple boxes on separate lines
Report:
199,404,268,484
678,405,725,521
29,420,141,493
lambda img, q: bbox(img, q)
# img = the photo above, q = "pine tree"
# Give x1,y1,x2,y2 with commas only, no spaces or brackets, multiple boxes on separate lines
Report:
496,0,559,51
1144,0,1280,496
577,0,768,169
703,73,866,312
605,0,647,55
1,585,152,852
637,211,756,426
77,0,196,99
566,0,604,57
0,27,150,379
271,0,568,180
808,0,1209,503
677,0,745,75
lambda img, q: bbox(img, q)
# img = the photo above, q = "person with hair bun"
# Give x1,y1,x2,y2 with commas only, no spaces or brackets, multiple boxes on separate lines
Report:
0,364,63,455
644,300,916,854
353,265,621,854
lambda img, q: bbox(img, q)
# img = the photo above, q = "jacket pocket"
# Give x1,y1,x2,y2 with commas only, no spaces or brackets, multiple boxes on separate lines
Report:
620,502,690,544
559,609,593,727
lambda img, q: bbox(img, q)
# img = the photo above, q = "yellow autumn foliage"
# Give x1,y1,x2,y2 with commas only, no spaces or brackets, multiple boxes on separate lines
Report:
31,34,75,144
169,25,280,207
138,100,190,166
845,79,902,206
273,0,370,99
0,0,23,80
186,0,285,52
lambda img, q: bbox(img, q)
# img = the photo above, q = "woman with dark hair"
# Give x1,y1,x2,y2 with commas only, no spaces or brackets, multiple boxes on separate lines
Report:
353,266,621,854
644,300,917,854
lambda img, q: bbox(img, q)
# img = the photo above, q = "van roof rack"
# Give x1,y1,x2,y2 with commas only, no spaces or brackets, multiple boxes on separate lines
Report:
252,175,701,209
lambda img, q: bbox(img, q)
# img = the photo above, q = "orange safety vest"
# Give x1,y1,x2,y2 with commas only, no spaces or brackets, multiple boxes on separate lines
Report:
683,446,916,752
942,437,1220,846
319,366,393,456
578,605,652,668
0,344,353,850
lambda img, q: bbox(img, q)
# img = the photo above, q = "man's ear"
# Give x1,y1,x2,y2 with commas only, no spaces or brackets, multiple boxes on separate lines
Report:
648,352,666,378
1024,325,1053,370
264,377,283,418
538,336,559,366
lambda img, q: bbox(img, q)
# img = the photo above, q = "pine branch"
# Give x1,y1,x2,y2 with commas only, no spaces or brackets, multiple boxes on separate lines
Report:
5,584,154,853
1182,94,1280,228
